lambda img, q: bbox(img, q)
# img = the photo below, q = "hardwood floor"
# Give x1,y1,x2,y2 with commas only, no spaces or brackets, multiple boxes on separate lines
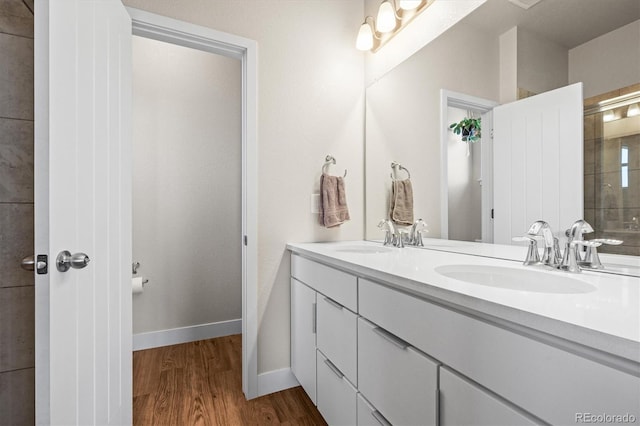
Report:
133,334,327,425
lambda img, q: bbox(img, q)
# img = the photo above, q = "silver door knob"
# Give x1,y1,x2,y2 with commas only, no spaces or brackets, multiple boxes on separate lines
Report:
21,255,48,273
56,250,91,272
21,255,35,271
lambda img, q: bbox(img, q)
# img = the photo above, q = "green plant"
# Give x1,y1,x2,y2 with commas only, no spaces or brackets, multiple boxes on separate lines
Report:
449,117,482,142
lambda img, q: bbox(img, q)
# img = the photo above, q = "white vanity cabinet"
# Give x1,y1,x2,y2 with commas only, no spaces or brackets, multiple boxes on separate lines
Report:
290,254,359,420
289,250,640,426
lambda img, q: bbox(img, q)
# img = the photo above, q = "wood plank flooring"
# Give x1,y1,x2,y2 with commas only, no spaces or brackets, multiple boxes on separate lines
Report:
133,334,327,425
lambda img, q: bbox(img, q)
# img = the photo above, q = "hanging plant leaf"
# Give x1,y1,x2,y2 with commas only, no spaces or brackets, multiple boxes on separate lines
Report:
449,117,481,143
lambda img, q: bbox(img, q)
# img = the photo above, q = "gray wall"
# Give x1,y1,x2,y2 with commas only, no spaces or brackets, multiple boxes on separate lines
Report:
0,1,35,424
131,36,242,334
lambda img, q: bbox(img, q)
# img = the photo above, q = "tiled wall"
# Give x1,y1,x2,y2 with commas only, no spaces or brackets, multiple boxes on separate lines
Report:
584,85,640,256
0,1,35,424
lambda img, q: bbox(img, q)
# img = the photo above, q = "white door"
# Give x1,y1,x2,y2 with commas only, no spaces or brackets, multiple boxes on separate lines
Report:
493,83,583,244
34,1,132,424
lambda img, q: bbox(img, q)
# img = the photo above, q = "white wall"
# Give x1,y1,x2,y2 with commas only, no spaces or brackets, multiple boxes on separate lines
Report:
499,26,568,103
124,0,365,374
517,27,568,96
499,27,517,103
569,20,640,99
365,22,499,239
131,36,242,334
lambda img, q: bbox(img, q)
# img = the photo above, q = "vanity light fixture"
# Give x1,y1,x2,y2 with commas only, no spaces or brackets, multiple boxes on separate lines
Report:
356,0,434,52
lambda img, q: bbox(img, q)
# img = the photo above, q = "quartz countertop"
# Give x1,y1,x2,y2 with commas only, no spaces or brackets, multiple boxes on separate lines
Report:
287,240,640,364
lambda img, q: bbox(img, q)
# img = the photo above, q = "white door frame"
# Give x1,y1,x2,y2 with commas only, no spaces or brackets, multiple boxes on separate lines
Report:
127,8,259,399
440,89,498,241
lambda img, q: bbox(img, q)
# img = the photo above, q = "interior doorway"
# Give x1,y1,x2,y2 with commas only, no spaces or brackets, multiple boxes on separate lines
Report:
440,90,498,242
128,8,259,399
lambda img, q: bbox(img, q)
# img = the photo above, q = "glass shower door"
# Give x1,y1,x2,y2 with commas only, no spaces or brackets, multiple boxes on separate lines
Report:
584,93,640,256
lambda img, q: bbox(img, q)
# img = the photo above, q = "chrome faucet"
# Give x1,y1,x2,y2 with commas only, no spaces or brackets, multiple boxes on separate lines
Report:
378,219,397,247
526,221,560,267
556,219,595,273
408,219,428,247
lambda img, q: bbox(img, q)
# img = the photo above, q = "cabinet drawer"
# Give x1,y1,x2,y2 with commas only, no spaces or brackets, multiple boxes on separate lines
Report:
317,351,357,426
317,295,358,385
440,366,540,425
291,254,357,311
358,318,439,426
357,393,391,426
359,278,640,425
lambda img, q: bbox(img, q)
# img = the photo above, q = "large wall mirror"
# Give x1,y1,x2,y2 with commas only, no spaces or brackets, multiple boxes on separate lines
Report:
365,0,640,257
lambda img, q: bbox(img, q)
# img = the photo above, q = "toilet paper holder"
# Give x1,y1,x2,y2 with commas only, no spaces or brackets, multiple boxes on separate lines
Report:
132,262,149,284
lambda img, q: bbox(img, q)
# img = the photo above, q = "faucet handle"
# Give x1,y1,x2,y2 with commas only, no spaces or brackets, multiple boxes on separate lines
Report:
513,235,542,266
559,240,601,273
591,238,623,245
378,219,395,246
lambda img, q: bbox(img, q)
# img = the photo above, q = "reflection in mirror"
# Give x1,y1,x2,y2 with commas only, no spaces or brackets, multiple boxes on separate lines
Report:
364,0,640,259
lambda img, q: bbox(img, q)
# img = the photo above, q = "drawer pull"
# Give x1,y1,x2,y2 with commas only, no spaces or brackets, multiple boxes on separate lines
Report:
372,410,392,426
324,297,343,310
312,302,317,334
324,358,344,379
373,326,409,350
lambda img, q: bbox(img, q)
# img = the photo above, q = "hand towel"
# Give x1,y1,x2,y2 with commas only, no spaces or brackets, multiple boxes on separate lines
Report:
320,173,350,228
389,179,414,226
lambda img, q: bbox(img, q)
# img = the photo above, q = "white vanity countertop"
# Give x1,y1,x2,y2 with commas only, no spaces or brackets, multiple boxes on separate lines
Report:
287,240,640,363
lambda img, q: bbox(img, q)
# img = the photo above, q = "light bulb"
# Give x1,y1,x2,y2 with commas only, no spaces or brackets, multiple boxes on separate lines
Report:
627,103,640,117
356,22,374,51
399,0,422,10
603,110,616,122
376,1,396,33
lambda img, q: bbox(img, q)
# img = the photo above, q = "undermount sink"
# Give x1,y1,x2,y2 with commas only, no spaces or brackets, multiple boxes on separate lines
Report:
335,245,394,254
435,264,597,294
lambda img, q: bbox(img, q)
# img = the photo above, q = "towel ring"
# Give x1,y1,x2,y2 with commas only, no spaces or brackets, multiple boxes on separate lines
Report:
322,155,347,178
390,161,410,180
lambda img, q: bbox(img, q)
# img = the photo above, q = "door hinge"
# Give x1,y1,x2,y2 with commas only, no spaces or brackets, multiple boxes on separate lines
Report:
491,208,494,219
243,235,248,246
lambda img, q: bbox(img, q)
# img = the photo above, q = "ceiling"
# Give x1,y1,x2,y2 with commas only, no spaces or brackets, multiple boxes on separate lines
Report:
460,0,640,48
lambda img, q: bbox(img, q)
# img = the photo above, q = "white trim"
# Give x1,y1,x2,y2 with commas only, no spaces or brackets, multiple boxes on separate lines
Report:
257,368,300,397
127,7,259,400
440,89,498,241
132,319,242,351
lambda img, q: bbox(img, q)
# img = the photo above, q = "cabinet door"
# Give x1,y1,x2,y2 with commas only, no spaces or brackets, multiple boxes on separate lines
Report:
317,351,357,426
291,278,317,403
440,366,541,426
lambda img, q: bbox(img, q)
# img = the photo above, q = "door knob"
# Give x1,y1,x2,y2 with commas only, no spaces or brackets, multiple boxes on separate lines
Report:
21,255,35,271
56,251,90,272
21,255,48,273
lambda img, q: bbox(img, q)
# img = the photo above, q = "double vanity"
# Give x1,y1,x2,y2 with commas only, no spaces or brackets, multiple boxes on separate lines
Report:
287,240,640,425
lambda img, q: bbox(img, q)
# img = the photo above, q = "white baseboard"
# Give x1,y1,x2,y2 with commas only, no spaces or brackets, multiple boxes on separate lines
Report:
257,368,300,397
133,319,242,351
